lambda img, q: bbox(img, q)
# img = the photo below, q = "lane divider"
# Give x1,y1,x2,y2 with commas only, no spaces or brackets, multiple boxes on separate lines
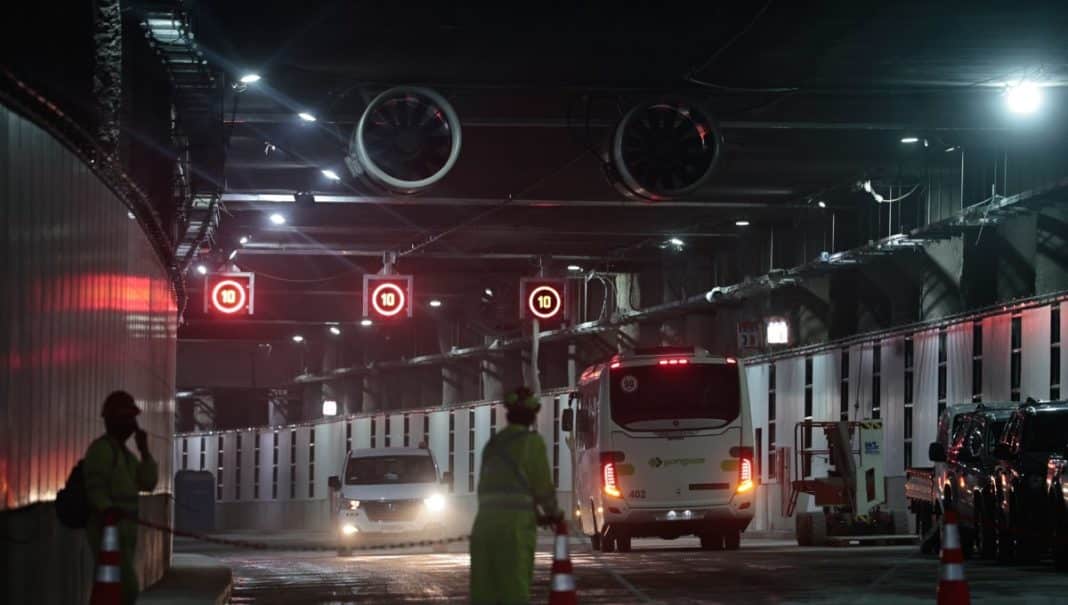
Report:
131,515,471,553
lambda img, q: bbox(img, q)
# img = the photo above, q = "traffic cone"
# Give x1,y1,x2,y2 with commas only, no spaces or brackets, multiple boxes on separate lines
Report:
937,509,971,605
549,520,577,605
89,511,123,605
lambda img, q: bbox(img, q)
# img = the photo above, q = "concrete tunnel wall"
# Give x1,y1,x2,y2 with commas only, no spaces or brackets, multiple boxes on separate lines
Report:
0,104,177,603
180,290,1068,538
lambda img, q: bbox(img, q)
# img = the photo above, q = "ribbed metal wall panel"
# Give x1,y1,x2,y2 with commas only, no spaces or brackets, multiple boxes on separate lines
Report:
0,103,176,602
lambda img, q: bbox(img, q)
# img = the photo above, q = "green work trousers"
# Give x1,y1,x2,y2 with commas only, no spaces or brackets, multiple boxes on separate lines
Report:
469,509,537,605
87,516,140,605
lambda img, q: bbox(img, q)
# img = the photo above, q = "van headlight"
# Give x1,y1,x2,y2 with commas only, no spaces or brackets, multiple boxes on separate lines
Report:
424,493,446,513
341,523,358,536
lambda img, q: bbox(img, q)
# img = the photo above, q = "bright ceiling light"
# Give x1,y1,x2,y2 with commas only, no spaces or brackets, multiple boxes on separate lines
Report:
127,211,136,220
195,264,207,275
900,136,919,144
668,237,685,247
321,169,341,181
329,326,341,336
1005,81,1042,115
735,220,750,227
269,213,286,225
360,318,373,327
292,334,304,343
944,146,958,153
228,250,238,261
817,201,827,209
298,112,317,122
567,265,583,272
483,288,494,297
429,299,443,308
239,236,250,245
239,73,261,84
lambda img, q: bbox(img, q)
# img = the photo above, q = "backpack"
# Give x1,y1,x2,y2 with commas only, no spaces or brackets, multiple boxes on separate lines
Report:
56,440,120,529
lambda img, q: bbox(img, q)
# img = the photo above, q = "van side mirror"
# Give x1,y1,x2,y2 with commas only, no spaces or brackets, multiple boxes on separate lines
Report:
441,471,453,486
561,409,574,432
994,443,1014,460
328,475,341,491
928,442,946,462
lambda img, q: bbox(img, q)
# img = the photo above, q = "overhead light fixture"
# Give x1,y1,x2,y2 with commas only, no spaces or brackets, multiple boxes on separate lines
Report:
329,326,342,336
360,319,373,327
944,146,958,153
127,211,136,220
239,236,250,245
567,265,583,272
483,288,494,297
429,299,443,308
228,250,238,261
900,136,920,144
292,334,305,343
195,264,207,275
668,237,685,247
269,213,286,225
294,192,315,207
817,201,827,209
735,220,750,227
322,400,338,416
239,73,261,84
298,112,317,122
1005,80,1042,115
321,169,341,181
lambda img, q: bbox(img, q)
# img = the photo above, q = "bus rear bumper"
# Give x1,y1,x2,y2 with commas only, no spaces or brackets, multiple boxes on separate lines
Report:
602,502,754,538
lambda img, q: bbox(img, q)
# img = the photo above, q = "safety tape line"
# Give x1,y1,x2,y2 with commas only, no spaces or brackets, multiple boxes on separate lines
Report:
130,516,471,552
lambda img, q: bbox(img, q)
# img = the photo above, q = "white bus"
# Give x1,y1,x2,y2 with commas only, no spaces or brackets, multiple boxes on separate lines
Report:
563,346,755,552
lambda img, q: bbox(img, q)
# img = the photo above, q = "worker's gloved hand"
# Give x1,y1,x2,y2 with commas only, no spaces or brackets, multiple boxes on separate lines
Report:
134,428,150,455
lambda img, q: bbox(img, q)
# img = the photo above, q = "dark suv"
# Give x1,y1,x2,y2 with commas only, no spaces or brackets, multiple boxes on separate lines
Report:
929,406,1012,558
992,400,1068,563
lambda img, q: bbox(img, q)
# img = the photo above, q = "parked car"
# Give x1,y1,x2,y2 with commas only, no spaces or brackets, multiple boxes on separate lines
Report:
992,400,1068,563
906,402,1016,553
1047,450,1068,570
934,407,1012,559
327,447,453,555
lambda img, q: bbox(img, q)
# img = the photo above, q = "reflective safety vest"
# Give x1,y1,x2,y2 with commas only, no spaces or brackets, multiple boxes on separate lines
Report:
476,425,559,516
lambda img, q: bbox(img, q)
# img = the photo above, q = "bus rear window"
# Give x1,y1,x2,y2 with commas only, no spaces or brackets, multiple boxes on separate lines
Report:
610,364,740,429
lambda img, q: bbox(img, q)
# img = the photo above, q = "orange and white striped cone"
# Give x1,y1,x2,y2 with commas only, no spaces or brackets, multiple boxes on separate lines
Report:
89,511,123,605
937,509,971,605
549,520,577,605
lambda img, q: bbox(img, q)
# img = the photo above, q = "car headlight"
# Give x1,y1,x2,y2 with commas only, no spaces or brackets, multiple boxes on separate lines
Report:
344,499,360,511
424,493,446,513
341,523,358,536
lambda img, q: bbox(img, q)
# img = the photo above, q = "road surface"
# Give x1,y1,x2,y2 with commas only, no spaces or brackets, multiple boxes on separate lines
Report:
177,535,1067,604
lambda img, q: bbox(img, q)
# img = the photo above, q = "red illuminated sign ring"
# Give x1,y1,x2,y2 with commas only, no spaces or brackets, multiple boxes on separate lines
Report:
528,285,562,320
211,279,247,314
371,282,406,317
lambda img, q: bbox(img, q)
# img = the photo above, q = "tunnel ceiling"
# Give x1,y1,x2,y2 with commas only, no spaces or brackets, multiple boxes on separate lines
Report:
178,0,1068,341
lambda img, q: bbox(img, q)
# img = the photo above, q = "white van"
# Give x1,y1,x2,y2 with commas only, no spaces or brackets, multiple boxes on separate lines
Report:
328,447,452,555
564,347,755,552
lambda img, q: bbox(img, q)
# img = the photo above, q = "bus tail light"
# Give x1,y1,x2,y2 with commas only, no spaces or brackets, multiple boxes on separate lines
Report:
603,462,622,498
736,458,754,494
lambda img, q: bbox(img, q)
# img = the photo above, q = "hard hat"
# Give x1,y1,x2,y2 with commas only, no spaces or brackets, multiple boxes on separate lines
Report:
504,387,540,411
101,391,140,418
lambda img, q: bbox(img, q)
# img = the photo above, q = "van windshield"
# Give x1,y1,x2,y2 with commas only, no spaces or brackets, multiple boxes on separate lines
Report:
610,363,740,429
344,455,437,485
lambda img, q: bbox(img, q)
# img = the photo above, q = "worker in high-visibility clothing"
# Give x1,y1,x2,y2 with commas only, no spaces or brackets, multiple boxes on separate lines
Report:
470,386,562,605
84,391,159,605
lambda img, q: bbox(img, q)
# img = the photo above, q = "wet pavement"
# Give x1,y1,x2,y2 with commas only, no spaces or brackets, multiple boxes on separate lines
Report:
177,535,1068,604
